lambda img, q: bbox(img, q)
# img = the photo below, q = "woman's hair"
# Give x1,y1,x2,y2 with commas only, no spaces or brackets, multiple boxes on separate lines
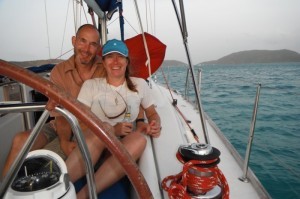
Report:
125,58,138,92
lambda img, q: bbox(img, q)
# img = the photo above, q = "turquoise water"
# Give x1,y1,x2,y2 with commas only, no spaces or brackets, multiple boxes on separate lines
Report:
155,63,300,199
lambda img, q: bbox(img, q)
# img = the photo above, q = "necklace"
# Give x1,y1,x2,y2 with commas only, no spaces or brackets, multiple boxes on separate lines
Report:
99,92,127,119
99,82,128,119
108,82,124,105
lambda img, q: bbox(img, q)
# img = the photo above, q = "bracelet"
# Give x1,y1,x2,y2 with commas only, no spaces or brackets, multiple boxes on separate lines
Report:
136,118,145,123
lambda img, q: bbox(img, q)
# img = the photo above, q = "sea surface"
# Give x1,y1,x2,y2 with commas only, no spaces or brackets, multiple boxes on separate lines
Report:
154,62,300,199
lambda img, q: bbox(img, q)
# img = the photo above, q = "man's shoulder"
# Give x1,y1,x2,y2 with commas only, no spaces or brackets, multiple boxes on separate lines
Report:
51,57,74,74
93,56,105,77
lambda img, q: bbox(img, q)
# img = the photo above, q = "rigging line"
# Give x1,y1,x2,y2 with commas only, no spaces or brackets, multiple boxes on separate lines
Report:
258,85,300,95
159,67,175,99
173,105,200,143
54,48,74,60
44,0,51,59
60,0,72,57
159,66,200,142
81,1,90,24
133,0,152,85
72,1,77,32
153,0,156,35
123,17,139,34
145,0,149,32
255,141,300,179
73,0,83,31
143,0,155,36
147,0,154,34
107,17,119,27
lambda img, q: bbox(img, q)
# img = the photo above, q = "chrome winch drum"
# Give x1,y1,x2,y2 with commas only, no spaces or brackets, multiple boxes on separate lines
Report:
4,149,76,199
178,143,222,199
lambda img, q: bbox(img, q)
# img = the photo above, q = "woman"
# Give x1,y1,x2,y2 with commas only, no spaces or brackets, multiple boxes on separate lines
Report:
66,39,161,199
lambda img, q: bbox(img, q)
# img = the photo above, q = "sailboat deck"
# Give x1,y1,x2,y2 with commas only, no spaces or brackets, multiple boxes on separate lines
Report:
135,81,270,198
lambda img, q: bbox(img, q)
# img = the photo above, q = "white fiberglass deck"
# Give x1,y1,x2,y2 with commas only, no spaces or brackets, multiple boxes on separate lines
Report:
135,81,270,199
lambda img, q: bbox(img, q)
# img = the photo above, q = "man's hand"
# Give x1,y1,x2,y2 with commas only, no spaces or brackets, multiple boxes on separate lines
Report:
60,140,77,156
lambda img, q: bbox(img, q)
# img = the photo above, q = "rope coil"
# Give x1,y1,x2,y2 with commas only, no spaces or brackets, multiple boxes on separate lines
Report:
162,152,229,199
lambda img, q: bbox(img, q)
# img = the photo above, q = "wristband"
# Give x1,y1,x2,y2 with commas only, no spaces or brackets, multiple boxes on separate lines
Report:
136,118,145,123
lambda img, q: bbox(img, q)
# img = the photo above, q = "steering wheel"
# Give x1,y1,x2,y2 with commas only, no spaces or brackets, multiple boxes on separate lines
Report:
0,60,153,199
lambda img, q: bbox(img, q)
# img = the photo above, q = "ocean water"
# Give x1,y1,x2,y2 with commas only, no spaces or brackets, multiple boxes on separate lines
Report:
154,63,300,199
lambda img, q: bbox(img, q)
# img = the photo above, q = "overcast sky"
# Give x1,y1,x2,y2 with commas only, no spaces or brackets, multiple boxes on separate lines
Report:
0,0,299,64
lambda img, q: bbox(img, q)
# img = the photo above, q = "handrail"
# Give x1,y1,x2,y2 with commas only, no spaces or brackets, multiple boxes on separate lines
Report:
55,107,97,199
239,83,261,182
0,102,46,114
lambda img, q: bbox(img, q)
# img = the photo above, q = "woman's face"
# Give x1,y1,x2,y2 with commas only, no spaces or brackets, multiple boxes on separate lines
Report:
103,52,128,79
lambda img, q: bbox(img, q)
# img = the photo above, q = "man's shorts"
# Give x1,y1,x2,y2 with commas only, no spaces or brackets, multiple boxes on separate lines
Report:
42,123,67,160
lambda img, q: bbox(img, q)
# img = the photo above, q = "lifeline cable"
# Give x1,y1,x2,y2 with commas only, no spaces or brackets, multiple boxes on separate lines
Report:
160,67,200,142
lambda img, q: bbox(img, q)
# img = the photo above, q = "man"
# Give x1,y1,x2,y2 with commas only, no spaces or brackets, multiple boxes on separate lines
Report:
2,24,105,177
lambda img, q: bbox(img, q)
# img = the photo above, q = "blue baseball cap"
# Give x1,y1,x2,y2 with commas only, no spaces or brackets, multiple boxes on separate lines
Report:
102,39,129,57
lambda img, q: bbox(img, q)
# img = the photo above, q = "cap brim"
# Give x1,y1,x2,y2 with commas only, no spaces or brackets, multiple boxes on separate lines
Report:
102,51,128,57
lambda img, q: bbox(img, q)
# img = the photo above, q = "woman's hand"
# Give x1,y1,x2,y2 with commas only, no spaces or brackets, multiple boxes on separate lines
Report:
136,120,161,138
147,120,161,138
114,122,134,137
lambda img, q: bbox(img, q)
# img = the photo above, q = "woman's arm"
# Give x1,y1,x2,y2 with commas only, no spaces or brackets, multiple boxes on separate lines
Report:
142,105,161,138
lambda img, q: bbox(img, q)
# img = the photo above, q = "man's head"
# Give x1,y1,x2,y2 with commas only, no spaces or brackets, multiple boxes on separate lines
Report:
72,24,100,66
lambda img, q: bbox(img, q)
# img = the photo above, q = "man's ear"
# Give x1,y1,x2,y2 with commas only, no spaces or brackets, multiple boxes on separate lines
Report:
71,36,76,47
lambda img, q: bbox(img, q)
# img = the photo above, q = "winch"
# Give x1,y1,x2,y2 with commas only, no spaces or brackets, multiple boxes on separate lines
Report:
162,143,229,199
4,149,76,199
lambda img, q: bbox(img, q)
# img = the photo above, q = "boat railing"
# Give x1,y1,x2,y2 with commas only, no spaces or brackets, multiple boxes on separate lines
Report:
184,68,202,105
0,103,98,199
0,77,45,129
239,83,261,182
184,68,263,182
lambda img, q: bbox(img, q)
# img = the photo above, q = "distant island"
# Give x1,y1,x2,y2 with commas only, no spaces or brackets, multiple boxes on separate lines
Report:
162,60,188,67
8,49,300,68
10,59,64,68
200,49,300,65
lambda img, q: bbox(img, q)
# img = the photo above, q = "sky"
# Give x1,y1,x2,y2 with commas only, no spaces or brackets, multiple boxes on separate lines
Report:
0,0,299,64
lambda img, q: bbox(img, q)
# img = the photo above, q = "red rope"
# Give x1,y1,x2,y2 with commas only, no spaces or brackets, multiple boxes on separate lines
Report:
162,152,230,199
